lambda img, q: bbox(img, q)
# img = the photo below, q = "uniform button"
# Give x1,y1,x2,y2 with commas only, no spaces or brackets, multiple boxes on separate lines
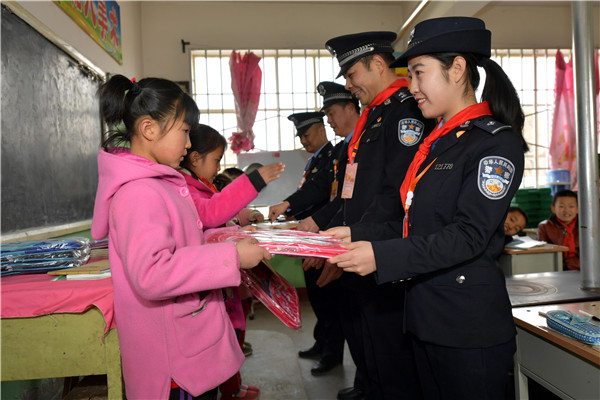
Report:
196,219,203,229
179,187,189,197
456,275,466,284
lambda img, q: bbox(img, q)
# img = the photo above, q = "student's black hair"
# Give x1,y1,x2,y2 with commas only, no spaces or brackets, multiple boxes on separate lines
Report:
552,189,578,205
508,206,529,226
430,53,529,153
222,167,244,180
186,123,228,159
213,173,233,192
98,74,199,149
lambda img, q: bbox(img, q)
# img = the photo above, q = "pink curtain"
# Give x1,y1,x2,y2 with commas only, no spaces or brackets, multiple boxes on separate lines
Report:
228,51,262,153
550,50,600,190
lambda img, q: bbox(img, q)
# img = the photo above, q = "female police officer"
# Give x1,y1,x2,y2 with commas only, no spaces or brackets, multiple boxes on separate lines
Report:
327,17,528,399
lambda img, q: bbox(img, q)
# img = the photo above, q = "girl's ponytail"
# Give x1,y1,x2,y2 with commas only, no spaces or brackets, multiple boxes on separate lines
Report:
97,74,199,149
480,58,529,152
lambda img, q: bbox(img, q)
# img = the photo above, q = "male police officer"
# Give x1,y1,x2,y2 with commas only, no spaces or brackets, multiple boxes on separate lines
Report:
268,112,344,376
321,32,436,400
297,81,360,233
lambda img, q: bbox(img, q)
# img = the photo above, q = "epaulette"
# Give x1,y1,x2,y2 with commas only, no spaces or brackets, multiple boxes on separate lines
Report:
392,87,414,103
472,115,511,135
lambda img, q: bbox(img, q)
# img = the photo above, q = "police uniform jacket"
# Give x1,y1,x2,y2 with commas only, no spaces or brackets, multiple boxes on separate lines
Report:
311,140,348,229
284,141,334,220
331,87,436,291
365,116,524,348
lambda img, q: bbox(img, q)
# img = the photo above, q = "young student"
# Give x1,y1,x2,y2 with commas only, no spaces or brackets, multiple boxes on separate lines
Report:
538,189,580,270
178,123,283,400
327,17,528,399
179,124,280,229
504,206,528,243
91,75,270,400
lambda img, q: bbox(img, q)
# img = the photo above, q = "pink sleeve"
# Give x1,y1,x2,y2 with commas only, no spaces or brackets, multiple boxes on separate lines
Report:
192,175,258,228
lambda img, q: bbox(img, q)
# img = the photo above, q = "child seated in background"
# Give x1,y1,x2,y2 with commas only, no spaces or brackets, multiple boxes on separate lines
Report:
538,189,580,270
178,123,284,400
504,206,529,244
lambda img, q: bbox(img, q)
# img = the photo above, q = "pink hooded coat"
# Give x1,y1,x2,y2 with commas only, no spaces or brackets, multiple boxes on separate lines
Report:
91,149,244,399
178,169,259,228
178,170,258,330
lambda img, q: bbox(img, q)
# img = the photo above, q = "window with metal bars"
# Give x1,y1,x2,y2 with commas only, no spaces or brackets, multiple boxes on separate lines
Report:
191,48,595,188
191,49,345,170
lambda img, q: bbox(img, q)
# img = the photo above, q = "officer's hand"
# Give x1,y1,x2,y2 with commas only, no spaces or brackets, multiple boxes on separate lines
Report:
258,162,285,184
316,261,343,287
328,241,376,276
321,226,351,243
297,217,319,233
236,238,272,269
302,257,324,271
268,201,290,222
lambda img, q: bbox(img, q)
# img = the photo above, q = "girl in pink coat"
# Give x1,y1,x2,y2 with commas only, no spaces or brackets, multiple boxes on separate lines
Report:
91,75,270,400
178,124,283,400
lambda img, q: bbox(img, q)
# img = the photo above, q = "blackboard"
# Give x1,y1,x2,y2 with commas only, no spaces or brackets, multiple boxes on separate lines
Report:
1,8,103,234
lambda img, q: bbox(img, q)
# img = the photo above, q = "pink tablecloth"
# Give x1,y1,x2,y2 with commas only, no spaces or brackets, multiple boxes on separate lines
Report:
1,274,115,335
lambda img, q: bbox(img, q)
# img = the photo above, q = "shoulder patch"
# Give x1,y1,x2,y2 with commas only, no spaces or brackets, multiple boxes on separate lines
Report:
398,118,424,146
474,116,511,135
477,156,515,200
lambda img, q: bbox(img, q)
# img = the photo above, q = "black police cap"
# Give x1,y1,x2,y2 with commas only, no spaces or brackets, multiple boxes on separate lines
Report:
391,17,491,68
325,31,397,78
288,111,325,136
317,81,358,111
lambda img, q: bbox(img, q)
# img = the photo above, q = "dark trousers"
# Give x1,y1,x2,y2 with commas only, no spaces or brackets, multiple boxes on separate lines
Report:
169,387,217,400
339,286,366,392
358,284,421,400
411,335,516,400
304,266,345,362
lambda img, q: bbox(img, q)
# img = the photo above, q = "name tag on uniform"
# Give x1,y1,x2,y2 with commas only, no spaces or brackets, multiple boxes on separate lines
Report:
341,163,358,199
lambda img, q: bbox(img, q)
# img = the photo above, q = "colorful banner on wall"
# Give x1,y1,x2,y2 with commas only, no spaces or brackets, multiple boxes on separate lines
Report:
55,1,122,65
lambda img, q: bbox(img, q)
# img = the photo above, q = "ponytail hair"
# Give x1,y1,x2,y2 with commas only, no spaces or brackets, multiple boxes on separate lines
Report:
431,53,528,152
98,74,199,149
480,58,528,152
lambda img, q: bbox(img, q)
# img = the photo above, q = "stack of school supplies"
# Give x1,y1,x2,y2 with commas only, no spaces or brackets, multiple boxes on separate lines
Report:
48,259,111,281
206,229,348,259
1,237,90,276
90,239,109,259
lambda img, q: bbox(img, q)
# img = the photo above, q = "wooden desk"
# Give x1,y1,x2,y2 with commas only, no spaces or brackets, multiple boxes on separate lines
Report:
512,301,600,400
500,244,569,276
1,275,122,399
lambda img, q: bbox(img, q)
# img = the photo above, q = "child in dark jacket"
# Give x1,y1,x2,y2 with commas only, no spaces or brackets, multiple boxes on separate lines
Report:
538,189,579,270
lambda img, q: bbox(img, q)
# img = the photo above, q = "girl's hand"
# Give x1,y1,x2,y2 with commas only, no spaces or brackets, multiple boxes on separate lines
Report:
235,238,271,269
258,162,285,184
321,226,351,243
240,225,257,232
328,241,376,276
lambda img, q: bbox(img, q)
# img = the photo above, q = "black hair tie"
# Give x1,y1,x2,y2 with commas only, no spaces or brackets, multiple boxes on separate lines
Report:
129,81,142,96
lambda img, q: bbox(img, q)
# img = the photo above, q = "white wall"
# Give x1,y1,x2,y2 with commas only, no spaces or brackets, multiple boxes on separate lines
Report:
9,1,600,83
139,1,409,81
11,0,144,78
